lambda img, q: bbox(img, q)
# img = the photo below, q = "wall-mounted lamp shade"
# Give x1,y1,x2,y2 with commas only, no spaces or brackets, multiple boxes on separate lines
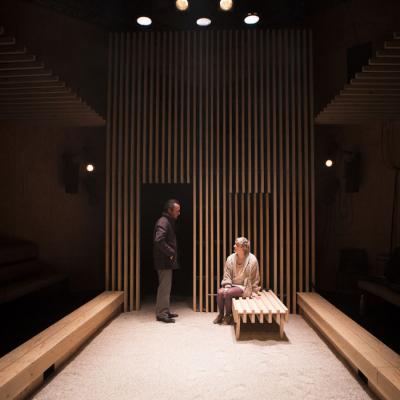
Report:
244,13,259,25
86,164,95,172
220,0,233,11
137,16,152,26
325,159,334,168
176,0,189,11
196,17,211,26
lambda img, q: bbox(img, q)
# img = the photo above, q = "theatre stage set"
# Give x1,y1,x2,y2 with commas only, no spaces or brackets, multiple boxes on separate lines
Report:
0,4,399,400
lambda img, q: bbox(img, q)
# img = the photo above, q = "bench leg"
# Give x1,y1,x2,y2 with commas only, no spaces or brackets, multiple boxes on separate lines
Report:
279,319,284,338
235,318,241,339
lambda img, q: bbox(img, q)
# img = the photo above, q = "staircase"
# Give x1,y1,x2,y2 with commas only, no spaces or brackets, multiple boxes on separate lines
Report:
316,32,400,125
0,26,105,126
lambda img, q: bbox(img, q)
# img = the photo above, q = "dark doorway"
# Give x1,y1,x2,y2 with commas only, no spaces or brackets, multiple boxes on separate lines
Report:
141,184,193,301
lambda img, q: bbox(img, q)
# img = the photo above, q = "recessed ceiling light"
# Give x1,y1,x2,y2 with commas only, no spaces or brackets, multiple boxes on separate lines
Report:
137,16,152,26
220,0,233,11
196,17,211,27
176,0,189,11
244,13,259,25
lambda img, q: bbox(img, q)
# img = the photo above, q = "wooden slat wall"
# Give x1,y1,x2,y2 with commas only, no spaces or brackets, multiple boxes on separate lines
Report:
106,29,314,312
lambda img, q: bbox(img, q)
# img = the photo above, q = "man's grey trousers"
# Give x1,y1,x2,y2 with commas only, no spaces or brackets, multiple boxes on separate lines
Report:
156,269,172,317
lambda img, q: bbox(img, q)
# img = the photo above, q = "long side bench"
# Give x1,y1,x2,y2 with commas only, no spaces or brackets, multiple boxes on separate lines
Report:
0,291,124,400
298,292,400,400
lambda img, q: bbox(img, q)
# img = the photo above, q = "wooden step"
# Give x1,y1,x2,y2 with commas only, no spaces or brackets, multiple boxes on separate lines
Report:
0,36,16,45
376,49,400,58
385,40,400,49
0,68,52,78
0,53,35,63
369,57,400,66
0,46,27,56
0,62,44,71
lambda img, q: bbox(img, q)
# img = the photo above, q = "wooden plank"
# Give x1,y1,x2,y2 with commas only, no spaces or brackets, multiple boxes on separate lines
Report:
0,292,123,400
205,30,209,312
123,33,130,311
167,31,172,183
199,31,203,312
148,32,154,183
154,32,160,182
0,62,44,71
192,31,197,311
129,33,136,310
174,31,178,183
142,32,149,183
377,367,400,400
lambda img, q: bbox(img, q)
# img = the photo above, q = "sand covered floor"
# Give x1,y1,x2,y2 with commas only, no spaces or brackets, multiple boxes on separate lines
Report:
32,300,376,400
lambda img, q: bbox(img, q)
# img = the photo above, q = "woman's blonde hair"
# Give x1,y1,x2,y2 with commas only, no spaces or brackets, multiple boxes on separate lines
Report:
235,237,250,255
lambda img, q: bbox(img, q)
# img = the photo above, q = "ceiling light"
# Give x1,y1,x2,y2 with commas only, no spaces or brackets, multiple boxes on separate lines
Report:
137,16,152,26
220,0,233,11
244,13,259,25
196,18,211,27
325,160,334,168
176,0,189,11
86,164,95,172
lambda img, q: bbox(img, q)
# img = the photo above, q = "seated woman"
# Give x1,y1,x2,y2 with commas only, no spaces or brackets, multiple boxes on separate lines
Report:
214,237,261,325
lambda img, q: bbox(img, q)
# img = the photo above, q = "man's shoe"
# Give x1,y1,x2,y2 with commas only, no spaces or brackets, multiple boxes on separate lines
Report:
168,312,179,318
156,316,175,323
213,314,224,324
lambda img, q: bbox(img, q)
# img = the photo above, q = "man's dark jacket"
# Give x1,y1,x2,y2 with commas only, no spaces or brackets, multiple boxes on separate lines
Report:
153,212,179,270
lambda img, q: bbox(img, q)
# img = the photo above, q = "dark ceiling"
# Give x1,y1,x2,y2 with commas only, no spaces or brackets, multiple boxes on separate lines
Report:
27,0,349,31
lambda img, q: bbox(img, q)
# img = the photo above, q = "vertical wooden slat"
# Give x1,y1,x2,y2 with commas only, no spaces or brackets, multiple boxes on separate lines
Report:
260,31,265,194
278,30,284,302
129,33,136,310
222,30,227,282
310,30,316,291
111,33,118,290
192,31,197,311
229,31,233,195
235,31,239,194
117,33,124,292
174,32,178,183
205,31,209,312
161,33,166,183
123,33,130,312
135,33,143,310
105,33,113,291
253,30,259,194
167,32,172,183
199,32,203,312
290,30,298,313
210,31,215,312
266,195,270,289
284,30,291,312
247,30,252,193
297,30,304,293
186,31,191,184
241,30,246,193
180,32,184,183
149,33,154,183
267,31,271,194
142,33,148,183
228,194,232,255
155,32,160,183
216,30,221,304
303,30,310,292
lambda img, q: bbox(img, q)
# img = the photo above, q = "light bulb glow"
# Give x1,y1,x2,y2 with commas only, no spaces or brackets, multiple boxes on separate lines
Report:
86,164,95,172
325,160,333,168
244,13,260,25
196,17,211,26
137,16,152,26
220,0,233,11
176,0,189,11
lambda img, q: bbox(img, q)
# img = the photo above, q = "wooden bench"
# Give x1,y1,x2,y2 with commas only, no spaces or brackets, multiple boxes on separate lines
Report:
232,290,289,339
298,292,400,400
0,291,123,400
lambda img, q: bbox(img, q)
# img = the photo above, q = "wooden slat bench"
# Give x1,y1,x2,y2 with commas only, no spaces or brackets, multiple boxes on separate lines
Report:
0,291,123,400
232,290,289,339
298,292,400,400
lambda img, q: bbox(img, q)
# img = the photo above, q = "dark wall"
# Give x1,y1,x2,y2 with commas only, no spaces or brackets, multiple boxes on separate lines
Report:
0,123,106,291
310,0,400,290
0,0,108,292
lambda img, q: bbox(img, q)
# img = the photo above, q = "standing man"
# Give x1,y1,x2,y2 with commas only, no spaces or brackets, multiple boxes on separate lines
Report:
153,199,181,323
